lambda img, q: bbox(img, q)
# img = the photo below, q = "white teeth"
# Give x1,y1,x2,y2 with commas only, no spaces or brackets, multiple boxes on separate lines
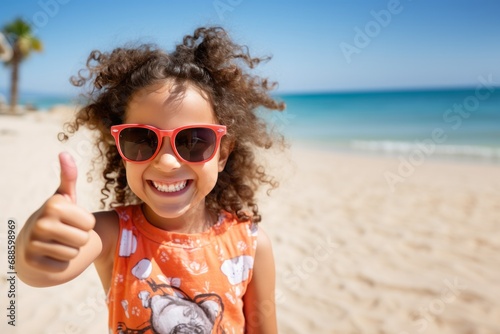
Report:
152,180,187,193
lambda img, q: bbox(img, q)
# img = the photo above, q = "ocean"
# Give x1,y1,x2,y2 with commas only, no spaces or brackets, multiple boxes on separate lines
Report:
276,88,500,163
7,88,500,163
15,92,78,110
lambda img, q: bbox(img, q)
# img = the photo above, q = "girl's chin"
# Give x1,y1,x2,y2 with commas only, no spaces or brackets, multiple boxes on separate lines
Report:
142,199,206,222
144,202,190,220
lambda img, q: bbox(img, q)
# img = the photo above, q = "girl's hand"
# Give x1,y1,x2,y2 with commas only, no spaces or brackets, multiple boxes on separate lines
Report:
20,152,96,273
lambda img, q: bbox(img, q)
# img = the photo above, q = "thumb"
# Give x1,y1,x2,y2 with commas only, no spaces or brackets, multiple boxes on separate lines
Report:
56,152,78,203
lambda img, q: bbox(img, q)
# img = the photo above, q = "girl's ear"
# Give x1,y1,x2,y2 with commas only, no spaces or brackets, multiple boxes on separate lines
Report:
218,140,234,172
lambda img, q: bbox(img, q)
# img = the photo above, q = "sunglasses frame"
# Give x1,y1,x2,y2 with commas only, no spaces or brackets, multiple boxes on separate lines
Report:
110,123,227,164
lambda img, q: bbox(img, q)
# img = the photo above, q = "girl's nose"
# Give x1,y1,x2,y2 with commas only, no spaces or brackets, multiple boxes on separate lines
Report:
153,140,182,170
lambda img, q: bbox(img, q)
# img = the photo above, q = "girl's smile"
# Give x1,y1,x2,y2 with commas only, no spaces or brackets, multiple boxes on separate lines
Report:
150,179,189,194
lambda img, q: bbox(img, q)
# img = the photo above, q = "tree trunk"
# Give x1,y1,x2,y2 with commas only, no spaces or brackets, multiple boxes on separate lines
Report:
9,43,21,113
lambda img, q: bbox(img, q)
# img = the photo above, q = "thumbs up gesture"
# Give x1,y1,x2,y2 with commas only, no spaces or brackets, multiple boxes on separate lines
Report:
20,152,96,272
57,151,79,203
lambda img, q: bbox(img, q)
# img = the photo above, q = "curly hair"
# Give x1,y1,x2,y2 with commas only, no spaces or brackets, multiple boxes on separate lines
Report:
62,26,285,223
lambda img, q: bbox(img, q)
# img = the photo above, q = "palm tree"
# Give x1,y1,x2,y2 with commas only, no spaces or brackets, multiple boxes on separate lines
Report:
2,18,42,113
0,32,12,61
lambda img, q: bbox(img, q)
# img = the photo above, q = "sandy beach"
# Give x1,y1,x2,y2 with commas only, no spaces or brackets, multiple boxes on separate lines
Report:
0,106,499,333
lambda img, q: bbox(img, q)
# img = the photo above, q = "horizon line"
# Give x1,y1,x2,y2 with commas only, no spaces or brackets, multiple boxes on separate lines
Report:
1,84,499,98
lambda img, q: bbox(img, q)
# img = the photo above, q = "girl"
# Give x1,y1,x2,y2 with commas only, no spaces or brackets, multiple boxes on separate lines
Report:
15,26,285,333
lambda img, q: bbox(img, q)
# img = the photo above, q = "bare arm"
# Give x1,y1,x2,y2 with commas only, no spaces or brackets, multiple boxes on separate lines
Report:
15,153,103,287
244,227,278,334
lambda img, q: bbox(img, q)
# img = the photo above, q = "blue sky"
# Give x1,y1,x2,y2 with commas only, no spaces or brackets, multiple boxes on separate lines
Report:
1,0,500,96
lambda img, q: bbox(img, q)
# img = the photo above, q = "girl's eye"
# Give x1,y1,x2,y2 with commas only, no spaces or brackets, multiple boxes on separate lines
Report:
175,128,217,161
135,138,150,144
118,128,159,161
187,136,208,149
177,135,210,151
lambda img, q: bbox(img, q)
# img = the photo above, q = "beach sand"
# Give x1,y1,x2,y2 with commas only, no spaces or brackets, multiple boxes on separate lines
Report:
0,106,499,333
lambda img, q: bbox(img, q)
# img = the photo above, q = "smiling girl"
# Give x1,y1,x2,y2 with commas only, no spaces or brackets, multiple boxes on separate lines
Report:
15,26,285,333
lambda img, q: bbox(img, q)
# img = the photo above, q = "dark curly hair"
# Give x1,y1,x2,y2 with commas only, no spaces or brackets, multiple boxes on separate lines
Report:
61,26,285,223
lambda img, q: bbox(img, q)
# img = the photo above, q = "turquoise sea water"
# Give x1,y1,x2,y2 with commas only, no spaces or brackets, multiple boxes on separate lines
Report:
276,88,500,163
18,92,77,110
0,90,77,110
8,88,500,162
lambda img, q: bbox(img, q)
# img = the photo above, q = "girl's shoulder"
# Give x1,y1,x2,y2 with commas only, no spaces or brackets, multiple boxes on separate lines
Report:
92,209,120,291
93,209,120,234
93,210,120,261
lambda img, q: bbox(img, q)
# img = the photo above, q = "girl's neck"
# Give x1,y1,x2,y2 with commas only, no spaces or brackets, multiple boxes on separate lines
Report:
141,203,215,234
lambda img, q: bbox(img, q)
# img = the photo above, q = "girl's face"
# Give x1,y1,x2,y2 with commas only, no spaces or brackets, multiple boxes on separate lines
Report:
123,82,230,229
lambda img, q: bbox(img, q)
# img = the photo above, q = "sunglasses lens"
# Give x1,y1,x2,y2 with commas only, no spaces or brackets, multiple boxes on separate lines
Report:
119,127,158,161
175,128,217,162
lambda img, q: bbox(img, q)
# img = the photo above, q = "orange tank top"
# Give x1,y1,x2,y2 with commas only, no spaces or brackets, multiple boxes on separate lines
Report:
107,204,258,333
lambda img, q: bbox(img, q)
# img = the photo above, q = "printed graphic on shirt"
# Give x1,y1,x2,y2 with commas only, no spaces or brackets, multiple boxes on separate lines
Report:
221,255,254,285
131,258,153,280
119,229,137,257
117,278,225,334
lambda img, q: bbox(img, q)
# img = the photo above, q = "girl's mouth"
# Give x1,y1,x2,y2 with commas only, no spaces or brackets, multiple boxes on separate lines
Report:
150,180,189,193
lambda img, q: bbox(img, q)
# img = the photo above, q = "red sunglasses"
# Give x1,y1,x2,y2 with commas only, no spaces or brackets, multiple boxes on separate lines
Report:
111,124,227,163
